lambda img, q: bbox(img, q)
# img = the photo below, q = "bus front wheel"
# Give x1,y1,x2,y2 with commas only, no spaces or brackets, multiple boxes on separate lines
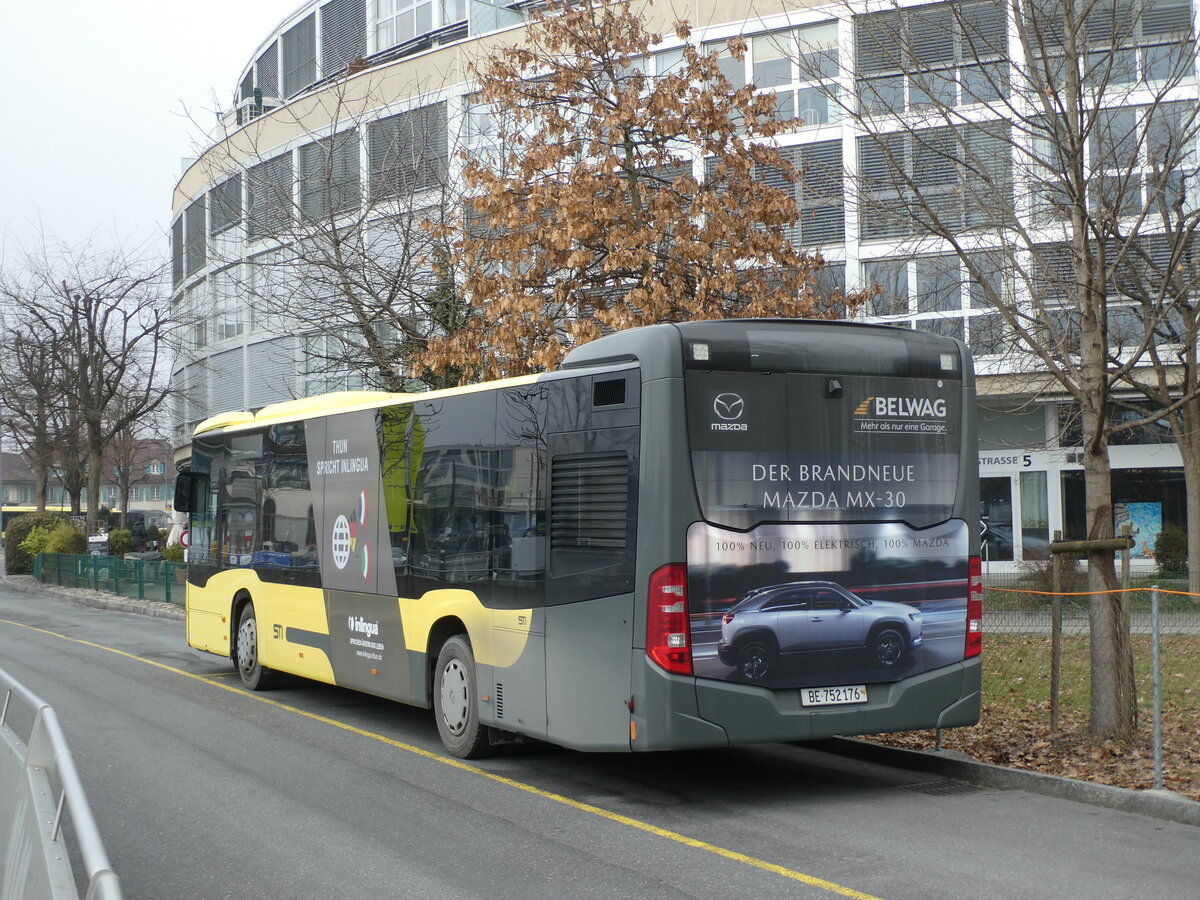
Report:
235,602,280,690
433,635,490,759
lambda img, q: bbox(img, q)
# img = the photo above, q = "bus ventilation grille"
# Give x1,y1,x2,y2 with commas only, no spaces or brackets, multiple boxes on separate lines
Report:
550,452,629,550
495,683,505,719
593,378,626,407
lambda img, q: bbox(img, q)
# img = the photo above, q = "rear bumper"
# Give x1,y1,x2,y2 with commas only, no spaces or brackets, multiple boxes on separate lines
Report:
629,653,980,751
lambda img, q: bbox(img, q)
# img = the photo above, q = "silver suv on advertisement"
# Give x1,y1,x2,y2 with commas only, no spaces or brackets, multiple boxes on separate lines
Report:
716,581,923,681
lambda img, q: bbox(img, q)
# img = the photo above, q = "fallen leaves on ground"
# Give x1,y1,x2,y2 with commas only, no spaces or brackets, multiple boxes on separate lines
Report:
869,701,1200,801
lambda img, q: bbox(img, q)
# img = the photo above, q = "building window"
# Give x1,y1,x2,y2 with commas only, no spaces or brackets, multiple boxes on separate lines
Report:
255,42,279,98
298,130,362,219
857,123,1012,240
171,218,184,286
369,103,448,200
184,198,207,276
146,462,166,476
702,36,749,86
210,267,245,344
1020,470,1050,560
980,476,1014,562
323,0,368,74
210,175,243,236
248,154,294,241
863,259,910,316
375,0,433,50
756,140,845,245
281,14,317,98
856,0,1008,114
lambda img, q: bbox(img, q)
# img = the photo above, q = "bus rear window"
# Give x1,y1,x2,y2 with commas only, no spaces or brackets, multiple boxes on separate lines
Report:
686,370,961,529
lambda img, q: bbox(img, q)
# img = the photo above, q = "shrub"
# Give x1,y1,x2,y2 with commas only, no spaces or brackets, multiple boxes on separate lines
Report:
147,525,165,547
107,529,132,558
1156,524,1188,574
20,526,55,557
22,522,86,557
44,522,86,554
4,512,73,574
162,542,185,563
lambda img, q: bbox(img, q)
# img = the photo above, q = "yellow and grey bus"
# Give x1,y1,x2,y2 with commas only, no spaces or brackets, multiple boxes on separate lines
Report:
175,320,981,757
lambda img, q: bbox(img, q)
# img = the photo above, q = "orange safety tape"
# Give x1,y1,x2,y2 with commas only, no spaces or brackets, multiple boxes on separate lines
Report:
986,586,1200,599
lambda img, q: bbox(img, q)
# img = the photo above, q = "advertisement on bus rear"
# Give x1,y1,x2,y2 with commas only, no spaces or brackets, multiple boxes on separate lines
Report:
684,365,969,689
687,519,969,689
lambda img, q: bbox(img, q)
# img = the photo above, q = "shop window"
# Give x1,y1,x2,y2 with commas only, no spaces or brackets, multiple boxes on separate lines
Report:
980,475,1014,561
1019,470,1050,560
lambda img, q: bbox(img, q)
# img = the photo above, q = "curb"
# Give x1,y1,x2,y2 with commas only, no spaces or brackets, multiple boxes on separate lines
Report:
817,736,1200,828
3,574,186,621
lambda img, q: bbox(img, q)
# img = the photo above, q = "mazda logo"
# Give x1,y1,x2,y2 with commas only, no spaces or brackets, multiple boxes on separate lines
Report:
713,393,745,420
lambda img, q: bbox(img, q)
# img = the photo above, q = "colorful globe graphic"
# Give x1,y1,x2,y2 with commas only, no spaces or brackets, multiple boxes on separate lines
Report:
331,514,352,569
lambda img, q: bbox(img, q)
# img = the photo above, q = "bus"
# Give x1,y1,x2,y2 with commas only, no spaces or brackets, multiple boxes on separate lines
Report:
174,320,981,757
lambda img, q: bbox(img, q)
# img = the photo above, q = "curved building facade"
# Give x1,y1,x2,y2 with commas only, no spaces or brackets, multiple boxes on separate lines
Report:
171,0,1196,570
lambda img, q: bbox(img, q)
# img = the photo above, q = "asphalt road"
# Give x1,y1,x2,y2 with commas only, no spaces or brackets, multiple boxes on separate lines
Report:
0,583,1196,900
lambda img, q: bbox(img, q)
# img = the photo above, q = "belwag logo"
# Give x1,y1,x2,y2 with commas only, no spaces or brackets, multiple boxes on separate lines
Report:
855,396,947,419
712,393,748,431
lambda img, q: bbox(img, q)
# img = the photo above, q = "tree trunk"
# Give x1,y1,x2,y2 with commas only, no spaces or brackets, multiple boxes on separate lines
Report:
1178,402,1200,597
87,445,103,534
1081,422,1137,736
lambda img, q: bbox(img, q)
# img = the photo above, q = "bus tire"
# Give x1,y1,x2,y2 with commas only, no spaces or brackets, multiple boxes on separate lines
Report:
870,626,906,668
235,602,281,690
433,635,490,759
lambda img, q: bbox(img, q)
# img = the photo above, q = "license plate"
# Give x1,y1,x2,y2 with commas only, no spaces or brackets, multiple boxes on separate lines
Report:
800,685,868,707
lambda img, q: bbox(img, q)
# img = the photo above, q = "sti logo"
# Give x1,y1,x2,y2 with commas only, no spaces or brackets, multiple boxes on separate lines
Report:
855,396,947,419
712,393,748,431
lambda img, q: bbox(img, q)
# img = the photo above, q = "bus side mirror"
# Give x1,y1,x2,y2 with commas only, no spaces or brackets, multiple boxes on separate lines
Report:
173,472,206,514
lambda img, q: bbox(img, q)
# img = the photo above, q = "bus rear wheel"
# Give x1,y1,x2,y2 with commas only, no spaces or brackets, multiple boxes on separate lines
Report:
235,602,280,690
433,635,490,759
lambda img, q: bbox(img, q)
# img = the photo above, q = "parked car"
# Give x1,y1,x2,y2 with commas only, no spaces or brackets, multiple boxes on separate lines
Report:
716,581,923,681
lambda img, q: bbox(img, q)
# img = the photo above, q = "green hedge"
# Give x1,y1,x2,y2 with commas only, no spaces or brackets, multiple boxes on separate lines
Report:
1156,524,1188,574
5,512,73,575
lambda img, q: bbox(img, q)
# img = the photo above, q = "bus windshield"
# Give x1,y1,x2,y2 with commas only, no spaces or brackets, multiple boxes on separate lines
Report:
682,324,963,530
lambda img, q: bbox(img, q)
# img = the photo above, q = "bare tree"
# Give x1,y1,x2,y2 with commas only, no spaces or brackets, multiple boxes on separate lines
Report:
184,66,473,396
1,240,176,531
796,0,1200,734
0,321,65,510
104,394,168,529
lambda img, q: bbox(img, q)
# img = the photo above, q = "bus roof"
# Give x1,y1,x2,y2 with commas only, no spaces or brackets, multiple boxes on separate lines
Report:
192,375,544,438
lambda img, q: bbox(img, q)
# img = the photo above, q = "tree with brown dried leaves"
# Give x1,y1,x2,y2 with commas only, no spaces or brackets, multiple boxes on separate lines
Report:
423,0,853,380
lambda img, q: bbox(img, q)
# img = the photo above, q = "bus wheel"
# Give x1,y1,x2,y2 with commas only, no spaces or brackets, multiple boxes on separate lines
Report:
433,635,490,758
871,627,906,668
236,602,280,690
736,637,774,682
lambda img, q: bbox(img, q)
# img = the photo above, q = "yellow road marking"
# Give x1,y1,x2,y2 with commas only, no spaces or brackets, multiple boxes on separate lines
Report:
1,617,883,900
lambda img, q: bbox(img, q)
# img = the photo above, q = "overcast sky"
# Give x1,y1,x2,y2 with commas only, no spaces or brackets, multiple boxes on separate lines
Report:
0,1,300,268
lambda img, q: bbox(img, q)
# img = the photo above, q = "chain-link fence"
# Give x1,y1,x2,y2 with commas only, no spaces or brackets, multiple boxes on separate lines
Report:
34,553,187,605
982,570,1200,793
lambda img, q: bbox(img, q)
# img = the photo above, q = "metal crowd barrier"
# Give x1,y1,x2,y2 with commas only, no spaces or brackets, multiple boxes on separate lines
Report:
0,666,121,899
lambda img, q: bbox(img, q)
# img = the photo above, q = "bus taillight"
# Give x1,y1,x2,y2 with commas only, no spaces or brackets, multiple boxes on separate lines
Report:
966,555,983,659
647,563,692,676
